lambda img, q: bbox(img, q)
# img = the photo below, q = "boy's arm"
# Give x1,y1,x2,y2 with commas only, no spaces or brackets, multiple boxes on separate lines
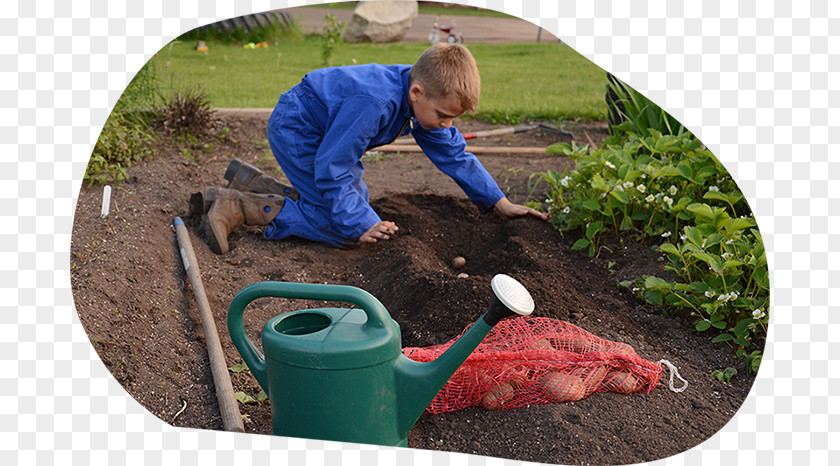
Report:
412,126,505,212
313,96,390,240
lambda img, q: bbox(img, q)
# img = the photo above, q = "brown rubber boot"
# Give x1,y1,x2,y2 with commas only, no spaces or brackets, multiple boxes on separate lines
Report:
224,159,299,200
202,187,285,254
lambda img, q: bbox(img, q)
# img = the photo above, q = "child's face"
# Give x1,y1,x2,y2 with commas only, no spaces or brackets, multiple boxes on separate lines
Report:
409,84,465,130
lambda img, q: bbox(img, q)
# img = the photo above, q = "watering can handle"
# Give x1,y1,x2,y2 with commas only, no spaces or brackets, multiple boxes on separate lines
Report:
227,281,392,390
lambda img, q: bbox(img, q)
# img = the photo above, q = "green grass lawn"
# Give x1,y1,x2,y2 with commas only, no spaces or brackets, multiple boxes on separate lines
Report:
148,37,607,123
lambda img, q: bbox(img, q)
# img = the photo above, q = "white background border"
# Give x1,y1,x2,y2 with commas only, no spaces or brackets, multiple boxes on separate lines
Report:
2,0,835,464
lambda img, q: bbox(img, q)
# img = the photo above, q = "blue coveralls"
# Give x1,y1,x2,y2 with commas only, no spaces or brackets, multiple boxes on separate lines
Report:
264,64,505,248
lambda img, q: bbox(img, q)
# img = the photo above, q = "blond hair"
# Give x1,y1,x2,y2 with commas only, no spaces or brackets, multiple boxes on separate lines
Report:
409,43,480,113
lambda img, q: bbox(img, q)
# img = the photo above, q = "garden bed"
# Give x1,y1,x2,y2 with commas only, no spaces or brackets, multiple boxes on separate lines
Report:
71,114,755,465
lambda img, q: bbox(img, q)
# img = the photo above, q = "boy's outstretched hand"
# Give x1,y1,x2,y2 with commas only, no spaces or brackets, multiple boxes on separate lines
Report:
359,220,399,244
494,197,548,221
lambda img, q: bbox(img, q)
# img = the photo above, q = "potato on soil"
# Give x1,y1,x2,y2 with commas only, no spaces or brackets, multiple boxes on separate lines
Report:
539,371,586,403
481,382,515,410
474,369,495,386
452,256,466,269
527,338,555,351
552,336,592,353
607,371,640,394
581,365,609,391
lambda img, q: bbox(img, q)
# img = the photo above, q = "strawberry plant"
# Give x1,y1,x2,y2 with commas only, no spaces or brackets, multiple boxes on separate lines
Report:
536,103,768,374
538,130,746,252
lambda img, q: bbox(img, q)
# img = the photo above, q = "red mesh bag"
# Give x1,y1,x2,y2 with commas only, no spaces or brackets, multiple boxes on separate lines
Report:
404,316,679,413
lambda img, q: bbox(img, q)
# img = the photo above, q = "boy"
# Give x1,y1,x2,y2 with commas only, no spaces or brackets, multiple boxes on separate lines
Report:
201,43,546,254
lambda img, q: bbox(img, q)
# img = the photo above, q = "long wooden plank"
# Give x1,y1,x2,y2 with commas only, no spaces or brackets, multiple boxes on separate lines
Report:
372,144,549,154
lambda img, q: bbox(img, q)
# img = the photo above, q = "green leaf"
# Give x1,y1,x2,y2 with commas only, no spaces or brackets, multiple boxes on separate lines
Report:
546,143,572,155
702,191,732,204
659,243,680,256
609,190,629,205
229,363,249,373
582,199,601,211
617,163,630,180
689,281,710,293
654,134,680,152
750,355,762,373
590,174,609,192
571,238,590,251
695,320,711,332
708,256,725,274
690,251,714,266
733,318,752,337
712,333,735,343
644,290,663,306
677,163,694,180
723,217,756,234
686,203,717,223
684,226,704,248
255,390,268,402
235,391,257,404
586,221,604,240
723,260,743,269
653,166,681,178
619,215,634,231
644,276,672,292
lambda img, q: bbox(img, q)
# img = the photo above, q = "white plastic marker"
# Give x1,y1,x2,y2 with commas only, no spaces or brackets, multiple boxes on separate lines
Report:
100,185,111,218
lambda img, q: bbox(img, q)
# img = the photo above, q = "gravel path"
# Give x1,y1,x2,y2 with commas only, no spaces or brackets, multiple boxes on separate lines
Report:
282,6,561,44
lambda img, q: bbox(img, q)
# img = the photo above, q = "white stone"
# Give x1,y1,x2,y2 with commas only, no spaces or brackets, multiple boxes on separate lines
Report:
342,1,419,43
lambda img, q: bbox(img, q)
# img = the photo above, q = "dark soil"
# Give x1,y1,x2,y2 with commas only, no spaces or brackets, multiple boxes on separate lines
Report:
71,113,756,465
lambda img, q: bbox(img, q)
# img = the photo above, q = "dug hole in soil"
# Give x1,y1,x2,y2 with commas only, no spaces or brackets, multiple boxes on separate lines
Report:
71,114,757,465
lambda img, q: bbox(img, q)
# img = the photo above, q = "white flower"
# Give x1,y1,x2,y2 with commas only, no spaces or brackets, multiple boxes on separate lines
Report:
680,234,687,241
704,290,716,298
562,206,570,214
545,198,553,204
669,185,678,196
645,194,655,203
623,181,634,190
701,238,707,248
641,174,647,179
717,291,740,302
726,239,735,245
661,231,671,238
560,176,571,187
605,161,616,169
721,252,732,260
708,185,720,192
637,184,647,193
614,184,625,192
752,308,766,319
663,196,674,207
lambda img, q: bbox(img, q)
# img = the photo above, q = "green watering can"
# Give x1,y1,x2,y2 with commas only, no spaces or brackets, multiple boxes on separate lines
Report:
227,274,534,447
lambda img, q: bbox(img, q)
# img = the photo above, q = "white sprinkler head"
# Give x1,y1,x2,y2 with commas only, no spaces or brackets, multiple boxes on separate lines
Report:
490,274,534,316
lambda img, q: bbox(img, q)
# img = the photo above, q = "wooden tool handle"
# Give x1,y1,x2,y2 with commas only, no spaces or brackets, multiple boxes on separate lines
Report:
173,217,244,433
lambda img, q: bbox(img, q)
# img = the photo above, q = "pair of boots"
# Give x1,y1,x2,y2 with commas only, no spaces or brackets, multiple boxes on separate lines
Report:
194,159,298,255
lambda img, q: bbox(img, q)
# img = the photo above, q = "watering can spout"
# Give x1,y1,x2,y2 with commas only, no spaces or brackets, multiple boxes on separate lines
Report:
395,274,534,439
